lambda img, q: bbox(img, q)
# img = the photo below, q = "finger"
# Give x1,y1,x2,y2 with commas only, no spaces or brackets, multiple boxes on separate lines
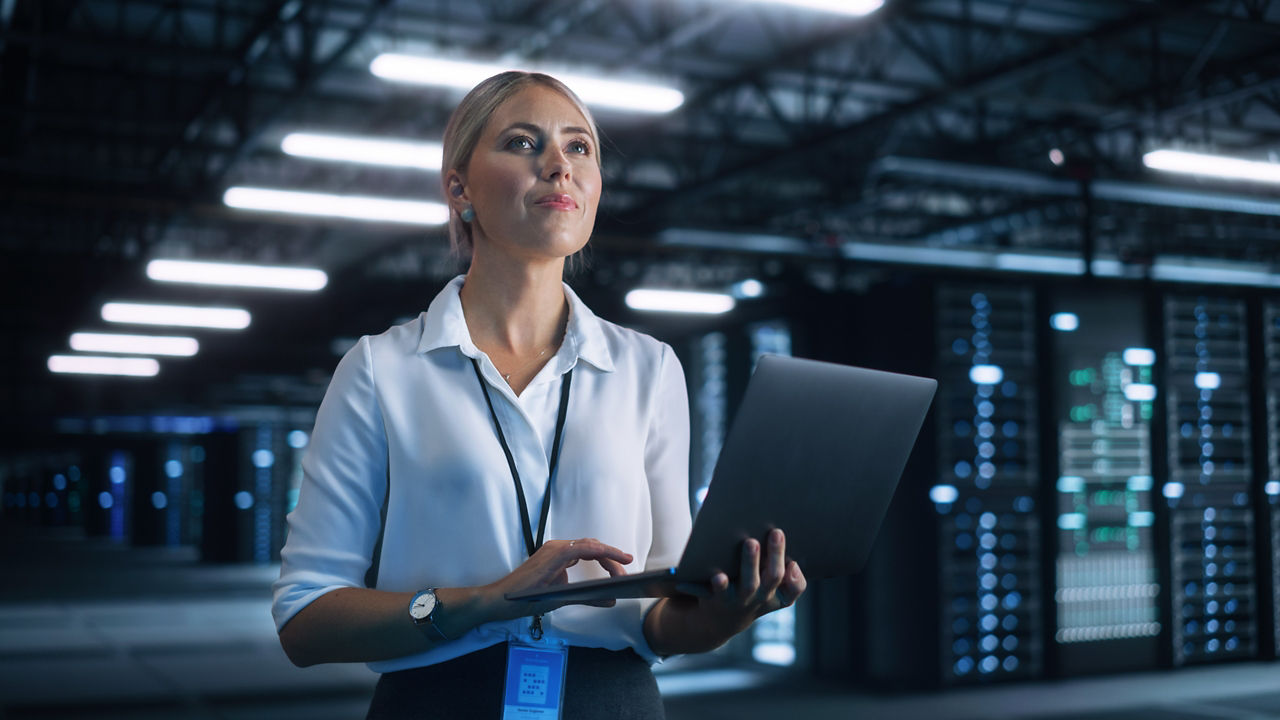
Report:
564,538,634,566
784,561,807,599
739,539,760,602
761,529,786,598
710,572,731,598
598,557,629,577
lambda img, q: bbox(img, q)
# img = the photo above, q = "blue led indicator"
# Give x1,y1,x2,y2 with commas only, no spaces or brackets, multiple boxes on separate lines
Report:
1050,313,1079,331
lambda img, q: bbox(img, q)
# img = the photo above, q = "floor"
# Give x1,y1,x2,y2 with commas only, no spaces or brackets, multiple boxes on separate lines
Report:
2,527,1279,719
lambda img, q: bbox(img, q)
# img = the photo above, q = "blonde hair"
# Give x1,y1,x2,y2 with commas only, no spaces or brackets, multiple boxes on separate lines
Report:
440,71,602,258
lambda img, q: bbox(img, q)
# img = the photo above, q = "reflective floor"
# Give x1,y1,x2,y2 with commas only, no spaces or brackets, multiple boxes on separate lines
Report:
2,527,1279,720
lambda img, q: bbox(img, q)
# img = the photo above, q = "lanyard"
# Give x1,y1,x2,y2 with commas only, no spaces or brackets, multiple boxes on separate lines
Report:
470,358,573,640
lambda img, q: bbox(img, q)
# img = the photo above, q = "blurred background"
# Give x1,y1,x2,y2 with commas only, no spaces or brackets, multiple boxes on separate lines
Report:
5,0,1280,717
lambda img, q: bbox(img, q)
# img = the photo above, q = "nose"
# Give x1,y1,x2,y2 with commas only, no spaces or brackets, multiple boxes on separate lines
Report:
541,146,571,183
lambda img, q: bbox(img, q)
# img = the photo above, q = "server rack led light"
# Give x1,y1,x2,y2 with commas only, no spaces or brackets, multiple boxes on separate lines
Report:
108,452,128,540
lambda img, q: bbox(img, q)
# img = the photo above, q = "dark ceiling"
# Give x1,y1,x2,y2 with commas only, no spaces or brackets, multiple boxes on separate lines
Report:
5,0,1280,431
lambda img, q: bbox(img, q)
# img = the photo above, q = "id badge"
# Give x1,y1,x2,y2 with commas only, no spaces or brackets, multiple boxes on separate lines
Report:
502,640,568,720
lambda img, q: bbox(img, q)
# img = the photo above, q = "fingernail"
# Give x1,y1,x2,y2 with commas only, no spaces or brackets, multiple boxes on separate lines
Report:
771,529,782,545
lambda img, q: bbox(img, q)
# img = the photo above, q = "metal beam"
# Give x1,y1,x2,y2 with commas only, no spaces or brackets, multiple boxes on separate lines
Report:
619,0,1217,223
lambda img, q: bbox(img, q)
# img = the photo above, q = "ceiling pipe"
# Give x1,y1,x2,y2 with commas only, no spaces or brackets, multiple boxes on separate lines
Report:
873,156,1280,218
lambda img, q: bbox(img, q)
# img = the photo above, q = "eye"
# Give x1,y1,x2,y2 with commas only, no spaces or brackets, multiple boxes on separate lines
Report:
505,135,536,151
567,139,591,155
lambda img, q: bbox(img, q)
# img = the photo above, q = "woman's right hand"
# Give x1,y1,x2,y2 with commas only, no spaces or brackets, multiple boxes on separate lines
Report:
483,538,633,621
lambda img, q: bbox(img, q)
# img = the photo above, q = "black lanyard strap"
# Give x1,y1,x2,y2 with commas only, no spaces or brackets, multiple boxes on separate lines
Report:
470,358,573,557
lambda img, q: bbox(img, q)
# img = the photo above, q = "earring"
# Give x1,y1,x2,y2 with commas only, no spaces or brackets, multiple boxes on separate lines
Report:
460,206,475,222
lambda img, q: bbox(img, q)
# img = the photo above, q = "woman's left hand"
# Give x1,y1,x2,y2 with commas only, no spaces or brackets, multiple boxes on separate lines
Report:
673,528,807,643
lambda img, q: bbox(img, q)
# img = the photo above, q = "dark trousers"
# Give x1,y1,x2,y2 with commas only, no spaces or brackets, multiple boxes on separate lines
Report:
366,643,666,719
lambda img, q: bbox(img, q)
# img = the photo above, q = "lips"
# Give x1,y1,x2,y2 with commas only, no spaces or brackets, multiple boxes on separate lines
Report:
535,193,578,211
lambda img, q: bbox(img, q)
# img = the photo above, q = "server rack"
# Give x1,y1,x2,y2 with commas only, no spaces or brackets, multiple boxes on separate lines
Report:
1046,288,1160,675
128,438,166,546
1260,301,1280,657
1163,295,1259,665
934,284,1043,683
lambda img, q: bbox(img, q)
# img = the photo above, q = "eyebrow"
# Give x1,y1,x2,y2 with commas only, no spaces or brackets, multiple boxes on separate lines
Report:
499,122,593,138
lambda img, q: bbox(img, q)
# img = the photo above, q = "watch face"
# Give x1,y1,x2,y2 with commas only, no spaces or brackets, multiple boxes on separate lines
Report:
410,591,436,621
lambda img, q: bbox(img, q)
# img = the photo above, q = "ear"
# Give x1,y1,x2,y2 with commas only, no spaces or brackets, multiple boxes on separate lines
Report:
444,170,469,210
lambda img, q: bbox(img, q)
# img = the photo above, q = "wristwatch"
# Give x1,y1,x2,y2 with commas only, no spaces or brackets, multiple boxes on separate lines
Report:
409,588,449,640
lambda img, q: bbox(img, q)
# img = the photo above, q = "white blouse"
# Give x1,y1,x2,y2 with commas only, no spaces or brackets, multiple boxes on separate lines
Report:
271,275,692,672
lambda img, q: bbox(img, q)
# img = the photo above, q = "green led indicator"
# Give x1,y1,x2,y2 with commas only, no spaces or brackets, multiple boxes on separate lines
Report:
1069,368,1097,386
1069,404,1096,422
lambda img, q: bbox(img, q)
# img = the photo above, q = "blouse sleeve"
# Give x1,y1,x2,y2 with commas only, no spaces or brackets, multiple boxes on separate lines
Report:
271,336,389,632
633,342,693,663
643,343,693,572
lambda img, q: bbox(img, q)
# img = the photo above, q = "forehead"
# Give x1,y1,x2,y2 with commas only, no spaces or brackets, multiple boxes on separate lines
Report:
483,84,593,136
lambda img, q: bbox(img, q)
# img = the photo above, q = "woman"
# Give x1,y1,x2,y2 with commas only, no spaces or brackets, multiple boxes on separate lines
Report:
271,71,807,719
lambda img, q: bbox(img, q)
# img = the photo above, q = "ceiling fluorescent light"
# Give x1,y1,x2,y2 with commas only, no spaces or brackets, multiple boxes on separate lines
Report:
1143,149,1280,185
1090,258,1145,278
48,355,160,377
147,259,328,291
1150,258,1280,287
844,242,991,269
282,132,443,171
625,289,735,314
843,242,1084,275
737,0,884,16
224,187,449,226
657,228,810,254
102,302,251,329
994,253,1085,275
370,55,684,114
70,332,199,357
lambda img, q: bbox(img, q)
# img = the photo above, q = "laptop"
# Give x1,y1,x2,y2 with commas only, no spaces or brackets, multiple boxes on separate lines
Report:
506,354,937,603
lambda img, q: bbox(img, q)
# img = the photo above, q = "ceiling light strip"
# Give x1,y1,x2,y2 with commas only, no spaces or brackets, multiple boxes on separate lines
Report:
370,55,684,114
625,289,735,314
1143,149,1280,185
738,0,884,16
70,332,199,357
48,355,160,377
224,187,449,226
282,133,443,171
146,259,328,291
101,302,251,329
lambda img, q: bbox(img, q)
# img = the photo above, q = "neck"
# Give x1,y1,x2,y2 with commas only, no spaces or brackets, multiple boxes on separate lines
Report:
458,251,568,355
